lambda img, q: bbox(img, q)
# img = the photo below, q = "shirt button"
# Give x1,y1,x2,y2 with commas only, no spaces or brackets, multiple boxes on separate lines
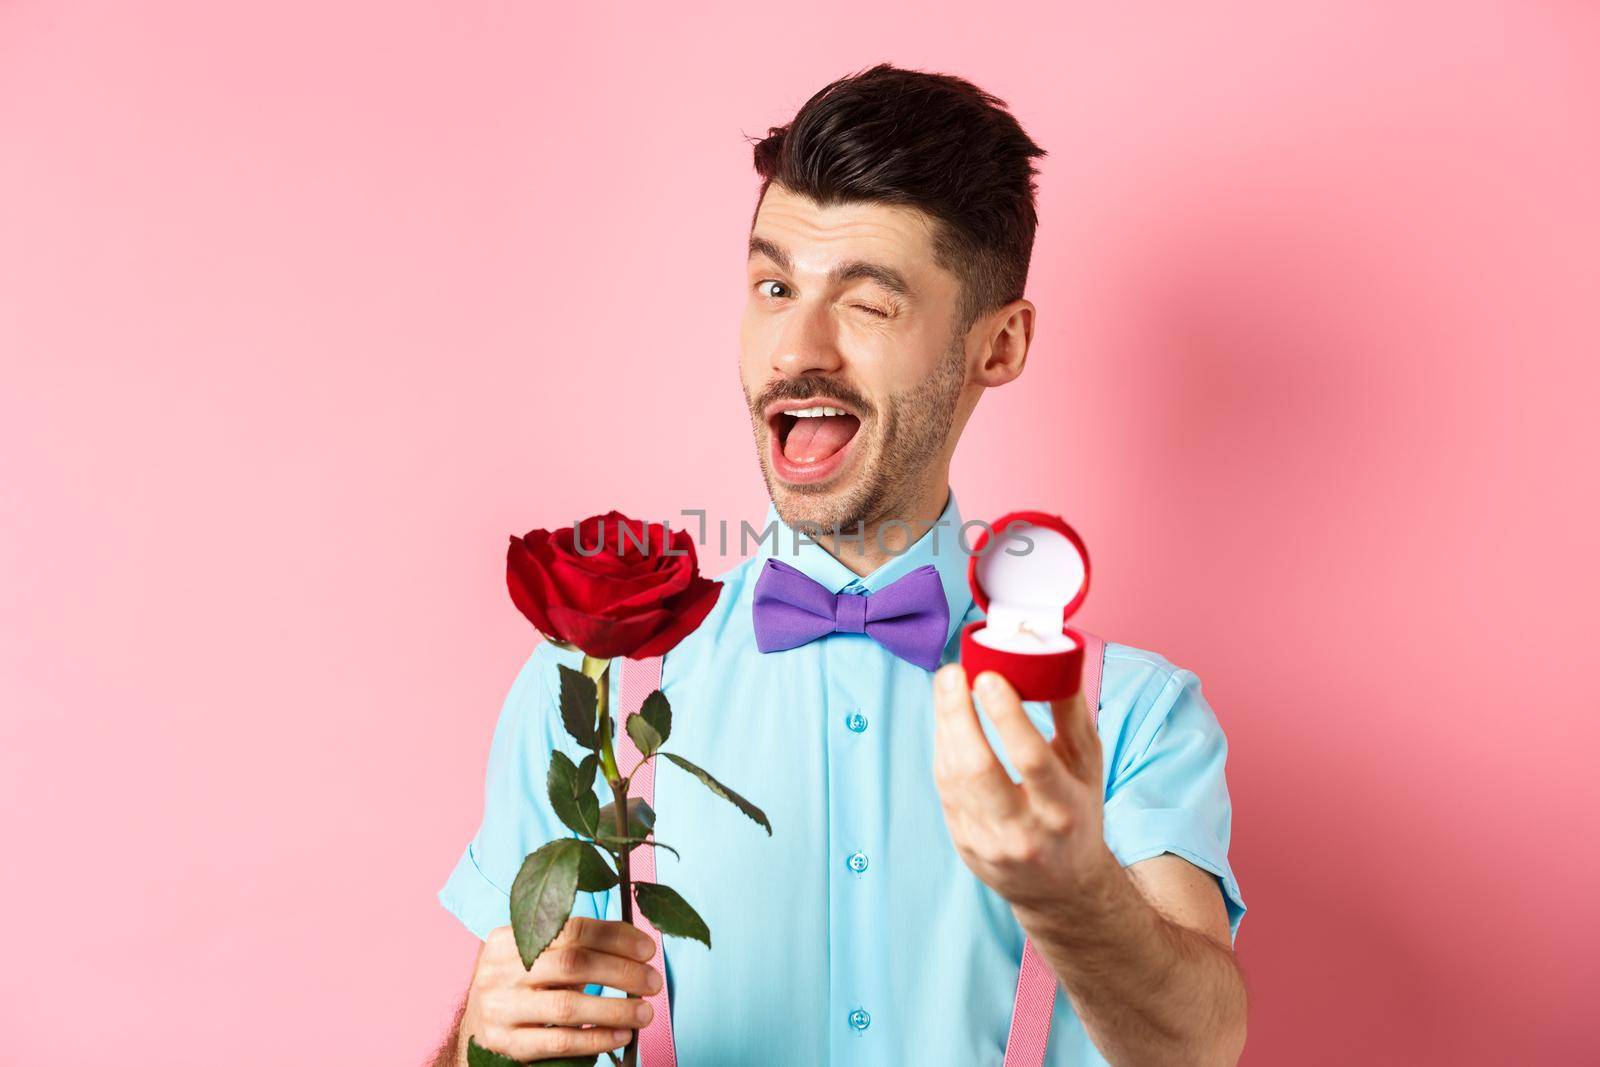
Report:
848,1007,871,1031
845,711,868,733
846,849,869,873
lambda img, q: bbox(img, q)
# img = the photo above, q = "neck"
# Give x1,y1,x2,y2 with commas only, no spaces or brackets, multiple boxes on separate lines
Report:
814,477,951,577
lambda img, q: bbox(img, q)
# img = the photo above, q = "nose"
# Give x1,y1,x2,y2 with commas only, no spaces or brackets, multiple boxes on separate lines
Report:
771,301,844,379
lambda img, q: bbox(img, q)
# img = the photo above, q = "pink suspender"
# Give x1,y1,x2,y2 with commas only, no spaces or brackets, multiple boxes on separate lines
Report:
1000,630,1104,1067
613,631,1108,1067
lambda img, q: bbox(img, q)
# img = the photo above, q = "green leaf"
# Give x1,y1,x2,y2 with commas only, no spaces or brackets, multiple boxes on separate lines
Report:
660,752,772,835
591,797,680,860
575,840,619,891
625,713,662,760
557,664,598,749
595,799,649,851
465,1034,522,1066
634,881,711,948
509,838,581,970
640,688,671,745
624,689,670,759
467,1034,598,1067
549,748,578,785
547,751,600,837
595,797,654,841
575,753,599,794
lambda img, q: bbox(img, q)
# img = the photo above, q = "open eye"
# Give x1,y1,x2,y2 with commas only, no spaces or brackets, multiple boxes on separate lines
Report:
755,280,791,299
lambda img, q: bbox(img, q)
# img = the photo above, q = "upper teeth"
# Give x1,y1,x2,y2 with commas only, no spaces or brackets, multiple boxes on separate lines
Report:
788,406,847,418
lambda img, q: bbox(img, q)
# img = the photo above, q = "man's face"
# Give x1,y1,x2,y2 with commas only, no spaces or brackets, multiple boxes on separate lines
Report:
741,183,973,534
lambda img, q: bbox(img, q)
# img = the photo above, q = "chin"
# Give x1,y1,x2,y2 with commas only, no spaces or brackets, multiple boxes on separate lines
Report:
766,470,882,536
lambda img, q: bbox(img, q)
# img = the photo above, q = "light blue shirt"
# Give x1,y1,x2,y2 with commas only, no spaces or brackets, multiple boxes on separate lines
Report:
439,491,1245,1065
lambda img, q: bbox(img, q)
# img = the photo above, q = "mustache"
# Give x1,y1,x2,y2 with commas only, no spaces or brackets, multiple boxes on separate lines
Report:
750,377,875,419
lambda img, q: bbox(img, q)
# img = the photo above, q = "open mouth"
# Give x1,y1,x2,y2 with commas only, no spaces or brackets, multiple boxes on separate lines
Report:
767,402,863,484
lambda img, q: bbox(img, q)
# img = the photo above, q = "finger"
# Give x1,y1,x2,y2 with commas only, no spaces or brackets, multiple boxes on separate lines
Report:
1050,686,1102,788
555,916,658,965
973,671,1078,814
518,987,655,1031
931,663,1024,821
526,940,664,998
494,1019,635,1062
1047,690,1090,783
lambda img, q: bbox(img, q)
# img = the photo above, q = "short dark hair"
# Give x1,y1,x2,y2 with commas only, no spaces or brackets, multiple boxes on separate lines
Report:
749,62,1047,339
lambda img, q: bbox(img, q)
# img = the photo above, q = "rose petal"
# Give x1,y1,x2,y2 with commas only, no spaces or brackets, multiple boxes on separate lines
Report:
576,555,694,613
506,534,561,638
545,602,669,659
551,516,635,575
629,575,724,657
546,550,687,608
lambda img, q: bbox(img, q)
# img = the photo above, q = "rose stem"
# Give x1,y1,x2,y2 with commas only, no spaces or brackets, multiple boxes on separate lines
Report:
595,662,641,1067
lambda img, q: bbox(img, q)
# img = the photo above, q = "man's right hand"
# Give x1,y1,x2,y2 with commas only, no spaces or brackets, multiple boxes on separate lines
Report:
456,916,662,1064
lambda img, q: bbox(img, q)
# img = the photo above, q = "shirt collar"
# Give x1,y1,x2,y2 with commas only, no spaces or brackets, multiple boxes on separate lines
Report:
758,488,974,650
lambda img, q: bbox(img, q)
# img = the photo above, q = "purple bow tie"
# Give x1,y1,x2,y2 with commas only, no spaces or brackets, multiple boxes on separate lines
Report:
751,558,951,671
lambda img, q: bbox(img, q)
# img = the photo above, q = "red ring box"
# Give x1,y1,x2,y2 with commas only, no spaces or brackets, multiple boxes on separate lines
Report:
959,510,1091,701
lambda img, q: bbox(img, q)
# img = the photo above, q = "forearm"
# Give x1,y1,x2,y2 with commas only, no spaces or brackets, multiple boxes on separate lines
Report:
429,996,467,1067
1012,848,1246,1067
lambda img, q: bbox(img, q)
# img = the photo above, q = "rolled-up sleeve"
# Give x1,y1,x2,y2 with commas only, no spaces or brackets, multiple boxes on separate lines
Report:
437,641,611,944
1102,665,1246,941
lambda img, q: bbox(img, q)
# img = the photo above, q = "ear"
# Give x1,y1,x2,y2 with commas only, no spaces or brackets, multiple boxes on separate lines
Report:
970,298,1034,388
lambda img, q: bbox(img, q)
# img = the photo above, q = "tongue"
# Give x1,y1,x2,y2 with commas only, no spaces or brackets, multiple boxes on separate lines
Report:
783,415,857,463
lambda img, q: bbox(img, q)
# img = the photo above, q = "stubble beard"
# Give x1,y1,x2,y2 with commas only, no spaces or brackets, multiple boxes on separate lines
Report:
748,332,967,538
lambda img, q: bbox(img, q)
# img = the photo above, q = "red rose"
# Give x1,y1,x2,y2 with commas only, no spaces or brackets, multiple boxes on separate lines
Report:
507,510,723,659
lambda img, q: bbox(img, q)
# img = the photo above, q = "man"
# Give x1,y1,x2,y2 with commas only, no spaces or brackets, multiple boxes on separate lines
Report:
434,63,1247,1066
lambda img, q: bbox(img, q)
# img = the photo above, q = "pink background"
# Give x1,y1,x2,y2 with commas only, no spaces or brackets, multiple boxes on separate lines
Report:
2,3,1596,1063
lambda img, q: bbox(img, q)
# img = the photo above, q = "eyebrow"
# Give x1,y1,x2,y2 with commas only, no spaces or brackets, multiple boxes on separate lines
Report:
748,235,914,299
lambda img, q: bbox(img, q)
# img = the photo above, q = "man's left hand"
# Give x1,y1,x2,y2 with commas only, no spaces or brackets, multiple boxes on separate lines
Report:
930,663,1115,914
